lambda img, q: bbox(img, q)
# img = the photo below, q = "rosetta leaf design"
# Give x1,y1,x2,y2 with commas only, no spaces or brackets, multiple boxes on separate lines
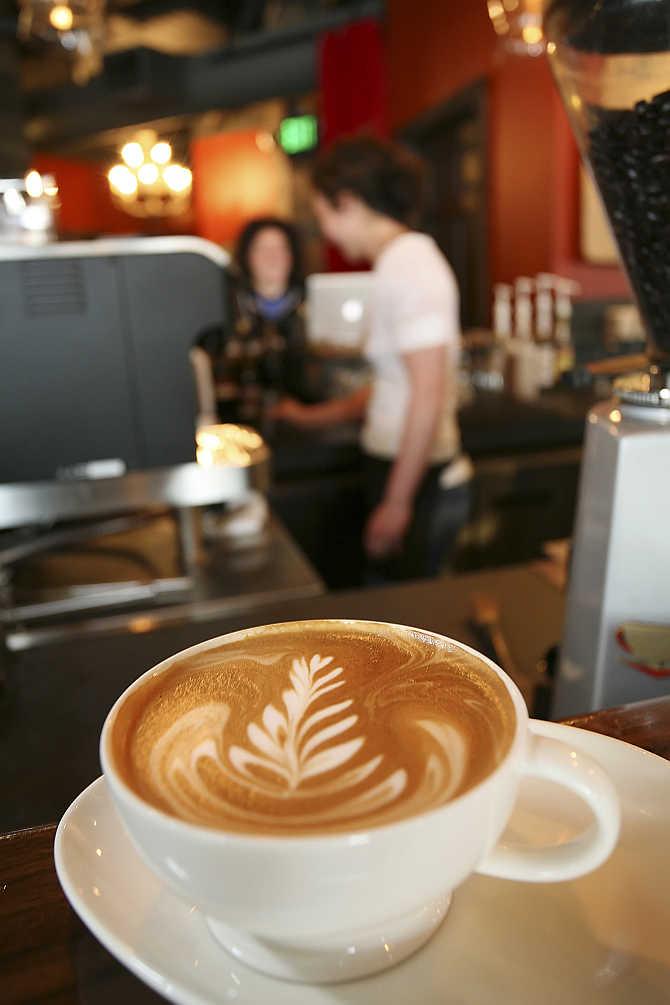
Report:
228,653,362,790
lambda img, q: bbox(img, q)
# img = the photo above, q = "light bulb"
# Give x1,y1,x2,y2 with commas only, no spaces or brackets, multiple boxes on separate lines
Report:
4,189,25,215
521,24,543,45
150,141,172,165
108,164,137,197
138,163,159,185
25,170,44,199
121,142,144,169
49,4,74,31
163,164,192,193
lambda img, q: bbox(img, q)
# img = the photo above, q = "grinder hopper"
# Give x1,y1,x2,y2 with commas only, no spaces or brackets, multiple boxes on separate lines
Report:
545,0,670,715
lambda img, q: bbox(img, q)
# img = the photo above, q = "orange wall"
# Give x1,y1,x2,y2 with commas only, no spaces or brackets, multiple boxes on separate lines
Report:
192,131,291,248
386,0,628,298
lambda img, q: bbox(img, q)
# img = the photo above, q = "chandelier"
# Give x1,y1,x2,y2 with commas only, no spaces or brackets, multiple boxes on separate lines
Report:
487,0,545,57
107,130,193,219
18,0,106,84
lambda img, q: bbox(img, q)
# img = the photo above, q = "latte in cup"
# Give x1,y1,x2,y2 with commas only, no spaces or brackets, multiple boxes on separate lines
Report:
109,621,516,836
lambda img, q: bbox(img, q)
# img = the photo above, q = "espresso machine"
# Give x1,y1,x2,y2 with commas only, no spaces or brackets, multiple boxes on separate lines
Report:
0,237,322,649
545,0,670,716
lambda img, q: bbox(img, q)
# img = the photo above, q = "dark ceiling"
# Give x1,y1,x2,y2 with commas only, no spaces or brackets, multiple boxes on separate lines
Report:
106,0,267,29
0,0,383,164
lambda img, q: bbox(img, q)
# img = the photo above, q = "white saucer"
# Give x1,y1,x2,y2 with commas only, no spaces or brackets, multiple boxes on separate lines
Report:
55,723,670,1004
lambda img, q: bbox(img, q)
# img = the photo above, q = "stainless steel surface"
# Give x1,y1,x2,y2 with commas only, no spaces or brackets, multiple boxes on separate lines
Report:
554,398,670,717
3,577,191,622
0,459,270,531
4,517,324,651
0,235,230,268
614,365,670,410
0,512,160,566
176,507,203,577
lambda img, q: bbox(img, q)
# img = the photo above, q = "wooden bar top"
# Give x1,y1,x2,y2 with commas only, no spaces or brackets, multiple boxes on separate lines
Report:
564,694,670,761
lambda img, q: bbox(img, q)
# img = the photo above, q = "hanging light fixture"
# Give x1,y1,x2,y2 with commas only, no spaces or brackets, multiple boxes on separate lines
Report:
487,0,545,57
18,0,106,84
107,130,193,218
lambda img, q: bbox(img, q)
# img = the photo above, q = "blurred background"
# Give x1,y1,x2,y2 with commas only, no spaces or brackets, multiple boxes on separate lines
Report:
2,0,629,304
0,0,651,655
2,0,669,834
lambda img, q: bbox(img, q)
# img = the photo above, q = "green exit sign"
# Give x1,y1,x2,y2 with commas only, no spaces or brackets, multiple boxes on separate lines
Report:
278,115,319,155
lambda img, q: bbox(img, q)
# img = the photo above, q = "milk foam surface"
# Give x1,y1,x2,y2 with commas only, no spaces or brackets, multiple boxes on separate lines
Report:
110,623,515,835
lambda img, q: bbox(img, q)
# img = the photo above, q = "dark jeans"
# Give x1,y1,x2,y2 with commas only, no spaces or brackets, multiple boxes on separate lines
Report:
363,455,471,583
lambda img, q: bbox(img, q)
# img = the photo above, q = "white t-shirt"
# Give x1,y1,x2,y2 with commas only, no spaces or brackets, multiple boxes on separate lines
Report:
361,232,461,463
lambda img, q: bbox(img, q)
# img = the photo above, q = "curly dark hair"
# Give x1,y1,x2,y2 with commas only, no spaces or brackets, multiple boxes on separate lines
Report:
235,216,304,292
311,135,428,228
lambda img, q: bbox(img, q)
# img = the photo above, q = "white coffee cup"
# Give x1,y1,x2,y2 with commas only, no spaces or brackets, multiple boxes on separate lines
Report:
100,621,620,984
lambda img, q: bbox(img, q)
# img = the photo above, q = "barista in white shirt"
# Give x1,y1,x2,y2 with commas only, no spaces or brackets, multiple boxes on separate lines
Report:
273,136,470,580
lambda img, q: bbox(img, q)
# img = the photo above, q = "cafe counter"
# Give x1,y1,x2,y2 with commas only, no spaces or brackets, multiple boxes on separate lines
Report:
269,388,594,587
1,563,563,833
2,561,670,1004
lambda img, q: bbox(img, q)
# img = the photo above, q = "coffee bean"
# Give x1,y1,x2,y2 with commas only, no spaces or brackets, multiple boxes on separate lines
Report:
588,87,670,359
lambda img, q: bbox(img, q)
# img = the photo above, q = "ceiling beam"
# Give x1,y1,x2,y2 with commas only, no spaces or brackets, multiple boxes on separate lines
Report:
108,0,235,25
26,0,383,148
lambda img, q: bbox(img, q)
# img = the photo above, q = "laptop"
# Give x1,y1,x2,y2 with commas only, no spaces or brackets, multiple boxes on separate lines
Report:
306,272,372,351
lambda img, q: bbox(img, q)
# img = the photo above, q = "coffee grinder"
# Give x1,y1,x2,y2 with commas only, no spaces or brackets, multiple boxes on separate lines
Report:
544,0,670,716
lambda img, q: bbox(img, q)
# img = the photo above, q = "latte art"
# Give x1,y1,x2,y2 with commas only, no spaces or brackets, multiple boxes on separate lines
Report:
147,654,410,829
228,654,372,792
110,623,515,835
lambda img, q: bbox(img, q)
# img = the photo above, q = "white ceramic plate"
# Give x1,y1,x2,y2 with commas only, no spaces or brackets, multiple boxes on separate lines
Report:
55,723,670,1004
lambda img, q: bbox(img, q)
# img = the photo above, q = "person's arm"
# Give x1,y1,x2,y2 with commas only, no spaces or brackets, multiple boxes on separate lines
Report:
189,347,218,427
365,345,445,558
271,386,371,429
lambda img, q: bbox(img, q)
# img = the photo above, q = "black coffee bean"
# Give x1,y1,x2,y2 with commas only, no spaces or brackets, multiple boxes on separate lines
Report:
587,87,670,358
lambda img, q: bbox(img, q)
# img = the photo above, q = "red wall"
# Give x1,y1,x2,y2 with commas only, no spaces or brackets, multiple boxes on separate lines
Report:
319,18,389,145
33,153,194,238
35,132,286,247
388,3,494,127
32,154,140,237
489,54,557,285
319,17,389,271
386,0,628,299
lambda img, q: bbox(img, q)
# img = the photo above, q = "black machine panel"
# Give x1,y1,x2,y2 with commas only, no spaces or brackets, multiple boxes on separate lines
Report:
0,239,228,484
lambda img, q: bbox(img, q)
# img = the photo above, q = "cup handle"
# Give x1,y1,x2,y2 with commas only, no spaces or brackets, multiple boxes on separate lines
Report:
477,720,621,883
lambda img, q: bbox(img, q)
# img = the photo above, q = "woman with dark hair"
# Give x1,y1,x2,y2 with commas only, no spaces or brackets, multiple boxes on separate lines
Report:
235,216,304,297
192,216,310,428
273,135,471,582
